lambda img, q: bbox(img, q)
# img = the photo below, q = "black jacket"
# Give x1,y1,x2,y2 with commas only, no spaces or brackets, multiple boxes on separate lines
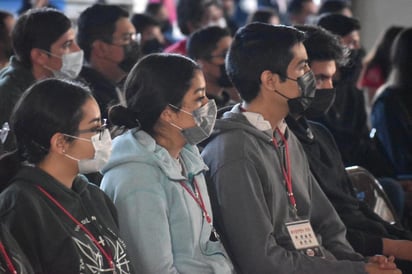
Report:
286,116,412,257
0,166,134,273
0,223,33,274
310,80,395,178
79,66,123,121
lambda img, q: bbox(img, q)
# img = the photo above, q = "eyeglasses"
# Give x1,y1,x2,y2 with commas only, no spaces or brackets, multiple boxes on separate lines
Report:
75,119,108,140
111,33,141,45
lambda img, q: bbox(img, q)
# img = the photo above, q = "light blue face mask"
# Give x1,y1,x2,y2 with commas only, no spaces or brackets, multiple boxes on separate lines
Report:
169,100,217,145
43,50,84,79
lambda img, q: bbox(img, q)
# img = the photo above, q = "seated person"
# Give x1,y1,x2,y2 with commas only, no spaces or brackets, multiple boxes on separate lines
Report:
202,22,400,274
286,24,412,273
371,27,412,177
0,8,83,153
187,26,240,108
101,53,234,273
0,79,133,273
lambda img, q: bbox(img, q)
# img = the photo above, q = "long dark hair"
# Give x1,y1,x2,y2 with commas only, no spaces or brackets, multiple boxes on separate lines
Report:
0,79,92,186
390,27,412,89
109,53,200,135
365,26,404,81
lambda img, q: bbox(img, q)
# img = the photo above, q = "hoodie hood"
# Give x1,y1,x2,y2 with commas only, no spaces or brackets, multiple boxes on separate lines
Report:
206,104,274,146
102,129,208,181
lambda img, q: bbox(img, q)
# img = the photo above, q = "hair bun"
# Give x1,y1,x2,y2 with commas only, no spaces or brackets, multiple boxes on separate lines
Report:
109,105,141,129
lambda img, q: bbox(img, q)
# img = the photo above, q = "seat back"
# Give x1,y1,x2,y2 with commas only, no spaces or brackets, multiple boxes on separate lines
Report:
346,165,399,224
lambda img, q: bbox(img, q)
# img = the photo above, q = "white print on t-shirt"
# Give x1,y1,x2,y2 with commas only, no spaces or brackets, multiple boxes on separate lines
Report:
74,234,131,273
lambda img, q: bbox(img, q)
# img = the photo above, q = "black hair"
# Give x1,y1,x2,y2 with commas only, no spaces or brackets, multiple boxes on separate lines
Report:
226,23,305,102
0,10,13,24
177,0,222,35
77,4,129,62
12,8,71,68
187,26,231,60
247,7,279,25
295,25,348,66
287,0,313,15
109,53,201,135
390,27,412,88
365,26,404,81
0,10,13,59
0,79,92,183
318,0,351,15
316,13,360,37
131,13,160,34
145,3,164,16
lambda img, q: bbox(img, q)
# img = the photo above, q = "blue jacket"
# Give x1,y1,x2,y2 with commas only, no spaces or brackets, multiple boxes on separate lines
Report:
371,85,412,176
101,129,233,274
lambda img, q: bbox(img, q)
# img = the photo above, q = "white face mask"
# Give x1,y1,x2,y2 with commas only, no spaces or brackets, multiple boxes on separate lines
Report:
43,50,84,79
208,17,227,29
63,128,112,174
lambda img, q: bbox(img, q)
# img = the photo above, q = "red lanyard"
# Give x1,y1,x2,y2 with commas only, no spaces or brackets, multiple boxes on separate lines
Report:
272,128,297,211
0,241,17,274
36,185,115,272
179,180,212,224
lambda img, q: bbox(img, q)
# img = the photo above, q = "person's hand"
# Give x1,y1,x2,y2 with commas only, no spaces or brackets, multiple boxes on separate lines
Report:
399,180,412,192
365,262,402,274
368,255,396,270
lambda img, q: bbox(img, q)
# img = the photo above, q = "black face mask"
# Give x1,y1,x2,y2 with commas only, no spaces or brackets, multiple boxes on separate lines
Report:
141,38,164,55
276,70,317,119
304,88,336,119
217,64,233,88
118,41,140,72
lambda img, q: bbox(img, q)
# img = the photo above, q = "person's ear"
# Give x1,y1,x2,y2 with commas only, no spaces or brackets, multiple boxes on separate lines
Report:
160,106,178,123
92,40,110,58
260,70,280,91
30,48,49,66
50,132,68,155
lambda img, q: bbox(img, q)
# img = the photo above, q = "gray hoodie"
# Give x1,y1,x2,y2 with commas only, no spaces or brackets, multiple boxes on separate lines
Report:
202,104,368,274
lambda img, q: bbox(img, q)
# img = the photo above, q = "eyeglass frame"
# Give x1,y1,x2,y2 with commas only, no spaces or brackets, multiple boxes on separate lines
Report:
66,119,108,141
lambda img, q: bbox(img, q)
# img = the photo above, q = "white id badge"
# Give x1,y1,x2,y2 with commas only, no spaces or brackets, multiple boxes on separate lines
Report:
285,219,325,258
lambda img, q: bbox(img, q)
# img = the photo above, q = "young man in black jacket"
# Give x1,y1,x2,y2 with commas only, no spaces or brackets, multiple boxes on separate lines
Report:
286,24,412,273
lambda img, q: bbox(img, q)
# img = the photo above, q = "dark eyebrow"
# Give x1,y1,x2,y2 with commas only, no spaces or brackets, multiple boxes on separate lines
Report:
88,117,101,124
297,59,309,66
193,87,206,94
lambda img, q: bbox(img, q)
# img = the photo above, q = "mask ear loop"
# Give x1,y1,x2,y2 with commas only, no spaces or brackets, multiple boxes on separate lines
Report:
168,104,193,117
